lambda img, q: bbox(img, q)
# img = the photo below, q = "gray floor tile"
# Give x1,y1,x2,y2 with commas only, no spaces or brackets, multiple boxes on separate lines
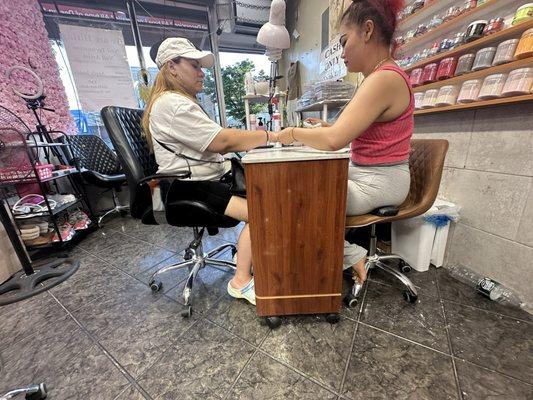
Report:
50,253,134,312
360,280,450,353
166,266,233,313
205,294,269,346
0,315,94,394
46,343,130,400
437,268,533,322
0,291,67,352
227,352,337,400
77,226,132,253
342,324,458,400
260,315,356,391
97,236,174,276
455,359,533,400
445,301,533,383
72,281,196,378
114,385,148,400
137,319,255,400
369,263,439,298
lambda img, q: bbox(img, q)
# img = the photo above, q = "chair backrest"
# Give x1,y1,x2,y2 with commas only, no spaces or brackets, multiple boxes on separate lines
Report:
100,106,158,221
399,139,449,219
100,106,157,186
61,134,122,175
346,139,449,228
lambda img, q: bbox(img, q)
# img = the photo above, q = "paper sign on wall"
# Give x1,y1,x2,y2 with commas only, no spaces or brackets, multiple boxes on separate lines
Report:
59,24,137,111
319,34,347,81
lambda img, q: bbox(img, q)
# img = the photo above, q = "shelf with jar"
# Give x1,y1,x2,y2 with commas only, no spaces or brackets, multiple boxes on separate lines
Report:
403,20,533,73
398,0,443,30
396,0,500,53
397,3,533,71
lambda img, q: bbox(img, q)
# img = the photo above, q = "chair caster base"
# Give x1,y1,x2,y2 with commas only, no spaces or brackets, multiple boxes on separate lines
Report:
265,316,282,329
399,260,412,273
149,279,162,292
403,291,418,303
181,305,193,318
326,313,340,324
343,293,359,309
26,383,47,400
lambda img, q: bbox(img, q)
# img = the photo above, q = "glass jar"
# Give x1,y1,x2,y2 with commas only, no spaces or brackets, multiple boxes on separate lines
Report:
512,3,533,26
421,63,438,84
410,68,424,87
483,18,504,35
515,28,533,59
451,32,466,49
465,20,488,42
472,47,496,71
428,41,441,57
478,73,508,100
493,39,520,65
502,68,533,96
463,0,477,12
421,89,439,108
436,85,460,106
457,79,482,103
436,57,458,80
414,92,425,110
455,53,476,76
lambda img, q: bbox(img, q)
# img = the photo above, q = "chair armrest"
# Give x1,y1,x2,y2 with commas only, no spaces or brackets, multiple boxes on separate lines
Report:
138,172,191,185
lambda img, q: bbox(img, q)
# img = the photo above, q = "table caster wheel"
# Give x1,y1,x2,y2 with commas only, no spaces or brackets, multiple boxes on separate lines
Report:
265,316,281,329
326,313,340,324
343,293,359,309
399,260,412,273
403,291,418,303
26,383,47,400
181,305,193,318
149,279,162,292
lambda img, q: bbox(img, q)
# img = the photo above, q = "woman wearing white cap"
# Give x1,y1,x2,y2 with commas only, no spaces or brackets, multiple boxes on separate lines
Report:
142,37,279,306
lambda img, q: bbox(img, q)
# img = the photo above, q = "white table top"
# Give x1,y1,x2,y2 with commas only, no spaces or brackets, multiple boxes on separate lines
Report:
242,145,350,164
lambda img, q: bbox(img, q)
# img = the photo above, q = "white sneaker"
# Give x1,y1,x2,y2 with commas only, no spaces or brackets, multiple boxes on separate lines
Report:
227,278,256,306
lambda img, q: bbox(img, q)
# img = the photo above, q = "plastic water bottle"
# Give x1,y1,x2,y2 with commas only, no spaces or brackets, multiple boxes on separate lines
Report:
272,111,281,132
447,263,523,307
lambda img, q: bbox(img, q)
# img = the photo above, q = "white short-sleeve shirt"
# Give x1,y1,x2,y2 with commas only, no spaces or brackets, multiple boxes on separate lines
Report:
149,92,228,181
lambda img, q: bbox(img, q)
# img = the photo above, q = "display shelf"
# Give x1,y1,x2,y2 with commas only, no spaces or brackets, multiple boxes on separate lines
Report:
412,56,533,92
13,198,82,220
0,168,80,188
404,19,533,73
398,0,444,30
25,222,95,250
295,99,352,113
398,0,498,53
414,93,533,115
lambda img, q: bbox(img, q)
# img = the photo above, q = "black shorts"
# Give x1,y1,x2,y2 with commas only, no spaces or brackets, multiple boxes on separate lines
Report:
165,179,233,215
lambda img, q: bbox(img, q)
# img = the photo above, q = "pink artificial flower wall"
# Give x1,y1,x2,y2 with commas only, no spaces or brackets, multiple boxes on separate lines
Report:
0,0,75,136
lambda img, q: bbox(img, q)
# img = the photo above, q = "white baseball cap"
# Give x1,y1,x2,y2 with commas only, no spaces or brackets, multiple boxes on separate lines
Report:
155,37,215,69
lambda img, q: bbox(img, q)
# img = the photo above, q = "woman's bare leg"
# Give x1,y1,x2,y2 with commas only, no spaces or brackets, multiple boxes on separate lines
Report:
224,196,252,289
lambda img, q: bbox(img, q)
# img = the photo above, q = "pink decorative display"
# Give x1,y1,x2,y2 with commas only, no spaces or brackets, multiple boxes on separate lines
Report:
0,0,75,136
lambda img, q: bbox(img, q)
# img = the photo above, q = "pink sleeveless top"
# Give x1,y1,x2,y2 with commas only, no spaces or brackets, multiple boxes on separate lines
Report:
350,65,414,165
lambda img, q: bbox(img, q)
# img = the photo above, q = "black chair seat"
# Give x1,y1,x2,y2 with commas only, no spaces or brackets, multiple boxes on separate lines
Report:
165,200,238,228
81,170,126,187
371,206,399,217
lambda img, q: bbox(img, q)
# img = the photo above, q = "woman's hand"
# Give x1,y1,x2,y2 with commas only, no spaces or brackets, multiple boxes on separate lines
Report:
305,117,330,128
279,127,296,145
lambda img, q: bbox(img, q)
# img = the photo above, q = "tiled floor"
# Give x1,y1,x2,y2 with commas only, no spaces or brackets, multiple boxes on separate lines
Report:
1,216,532,400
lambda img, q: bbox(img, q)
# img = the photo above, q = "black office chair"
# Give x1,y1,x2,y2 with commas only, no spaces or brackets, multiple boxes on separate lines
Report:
61,134,129,227
100,106,239,317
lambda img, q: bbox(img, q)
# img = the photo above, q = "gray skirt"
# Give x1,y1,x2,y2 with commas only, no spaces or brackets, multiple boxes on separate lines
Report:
346,163,410,216
343,163,410,269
